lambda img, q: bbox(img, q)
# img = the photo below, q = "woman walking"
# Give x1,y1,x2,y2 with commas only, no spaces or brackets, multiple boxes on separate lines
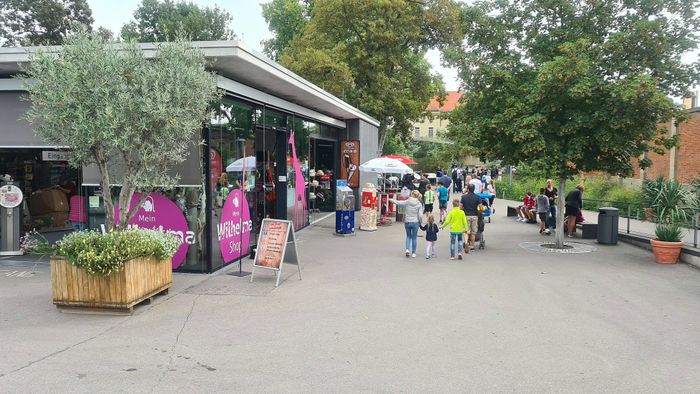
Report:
390,190,424,258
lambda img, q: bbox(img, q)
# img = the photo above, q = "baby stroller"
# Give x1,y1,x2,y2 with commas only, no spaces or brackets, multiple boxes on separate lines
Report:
476,192,493,223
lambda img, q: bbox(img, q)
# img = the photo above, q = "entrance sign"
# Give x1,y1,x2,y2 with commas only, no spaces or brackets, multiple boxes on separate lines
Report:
250,219,301,287
340,140,360,188
41,151,71,161
218,189,252,263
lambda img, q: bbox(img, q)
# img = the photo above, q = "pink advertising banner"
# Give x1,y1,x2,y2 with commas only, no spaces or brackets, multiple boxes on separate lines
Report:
117,193,192,269
217,189,252,263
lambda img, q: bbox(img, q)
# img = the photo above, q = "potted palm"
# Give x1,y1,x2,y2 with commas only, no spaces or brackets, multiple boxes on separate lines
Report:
650,224,684,264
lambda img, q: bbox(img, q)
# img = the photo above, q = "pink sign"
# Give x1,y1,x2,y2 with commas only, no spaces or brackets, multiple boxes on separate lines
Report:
217,189,252,262
117,193,192,269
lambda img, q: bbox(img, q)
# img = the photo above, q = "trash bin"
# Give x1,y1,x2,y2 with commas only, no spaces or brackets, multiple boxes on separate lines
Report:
597,207,619,244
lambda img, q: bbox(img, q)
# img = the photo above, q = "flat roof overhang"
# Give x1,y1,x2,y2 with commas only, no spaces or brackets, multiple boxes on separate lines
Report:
0,40,380,127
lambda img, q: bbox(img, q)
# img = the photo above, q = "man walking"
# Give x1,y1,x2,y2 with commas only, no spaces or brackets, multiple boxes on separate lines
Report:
460,184,482,253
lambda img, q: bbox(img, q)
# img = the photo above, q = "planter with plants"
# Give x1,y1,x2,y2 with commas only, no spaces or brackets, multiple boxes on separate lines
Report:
650,224,684,264
49,229,180,313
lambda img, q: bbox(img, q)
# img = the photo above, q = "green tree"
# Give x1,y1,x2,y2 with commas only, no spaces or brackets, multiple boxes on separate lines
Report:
261,0,312,60
121,0,234,42
446,0,699,247
278,0,461,152
0,0,93,46
22,31,218,231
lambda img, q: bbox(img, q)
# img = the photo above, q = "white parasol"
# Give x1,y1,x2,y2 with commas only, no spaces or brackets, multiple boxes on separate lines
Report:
359,157,413,174
226,156,256,172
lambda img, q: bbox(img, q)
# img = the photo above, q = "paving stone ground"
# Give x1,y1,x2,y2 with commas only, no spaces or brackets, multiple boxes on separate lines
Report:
1,200,699,393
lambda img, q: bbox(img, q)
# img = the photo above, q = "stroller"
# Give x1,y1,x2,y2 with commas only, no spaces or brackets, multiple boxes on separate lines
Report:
476,192,494,223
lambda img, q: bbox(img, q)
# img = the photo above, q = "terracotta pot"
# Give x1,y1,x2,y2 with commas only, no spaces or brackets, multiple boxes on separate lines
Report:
650,239,684,264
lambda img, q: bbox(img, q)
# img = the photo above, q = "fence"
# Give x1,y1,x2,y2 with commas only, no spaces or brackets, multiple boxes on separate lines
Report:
500,189,699,248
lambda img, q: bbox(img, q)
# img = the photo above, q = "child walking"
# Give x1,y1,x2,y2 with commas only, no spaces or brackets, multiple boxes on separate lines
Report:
441,199,468,260
437,181,449,223
535,188,551,235
423,184,435,214
420,214,439,259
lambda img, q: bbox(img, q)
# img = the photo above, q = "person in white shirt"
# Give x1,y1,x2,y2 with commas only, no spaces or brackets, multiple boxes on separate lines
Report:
469,177,483,194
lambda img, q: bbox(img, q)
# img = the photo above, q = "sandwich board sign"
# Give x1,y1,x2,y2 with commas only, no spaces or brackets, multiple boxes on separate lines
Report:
250,219,301,287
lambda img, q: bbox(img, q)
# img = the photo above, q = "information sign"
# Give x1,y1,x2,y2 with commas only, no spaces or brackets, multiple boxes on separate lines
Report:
250,219,301,287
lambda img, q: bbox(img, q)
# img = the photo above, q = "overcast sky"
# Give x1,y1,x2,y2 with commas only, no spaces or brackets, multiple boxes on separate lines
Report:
86,0,461,91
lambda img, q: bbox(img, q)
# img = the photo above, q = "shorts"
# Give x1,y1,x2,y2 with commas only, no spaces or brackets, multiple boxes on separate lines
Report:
538,212,548,223
565,205,579,216
439,200,448,210
425,203,434,213
466,215,478,234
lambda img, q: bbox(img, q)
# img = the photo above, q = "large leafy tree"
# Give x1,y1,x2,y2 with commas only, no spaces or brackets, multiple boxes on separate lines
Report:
0,0,93,46
446,0,700,247
121,0,235,42
275,0,461,151
23,31,218,231
261,0,312,61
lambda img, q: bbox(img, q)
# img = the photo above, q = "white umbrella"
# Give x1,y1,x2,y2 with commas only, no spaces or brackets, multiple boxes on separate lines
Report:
359,157,413,174
226,156,256,172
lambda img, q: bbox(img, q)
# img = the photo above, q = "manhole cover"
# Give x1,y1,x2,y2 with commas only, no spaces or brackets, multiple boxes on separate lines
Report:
519,241,597,254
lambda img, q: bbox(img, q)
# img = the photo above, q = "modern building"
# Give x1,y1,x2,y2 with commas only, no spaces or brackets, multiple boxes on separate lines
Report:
411,91,463,140
0,40,379,273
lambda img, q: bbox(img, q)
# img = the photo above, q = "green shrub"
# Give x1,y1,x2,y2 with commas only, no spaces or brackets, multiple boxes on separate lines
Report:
55,229,181,277
654,223,683,242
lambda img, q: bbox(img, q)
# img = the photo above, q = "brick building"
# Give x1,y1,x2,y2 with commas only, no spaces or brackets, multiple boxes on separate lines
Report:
628,97,700,185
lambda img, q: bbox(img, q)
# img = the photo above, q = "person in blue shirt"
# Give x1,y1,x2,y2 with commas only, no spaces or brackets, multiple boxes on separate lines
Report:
437,181,449,223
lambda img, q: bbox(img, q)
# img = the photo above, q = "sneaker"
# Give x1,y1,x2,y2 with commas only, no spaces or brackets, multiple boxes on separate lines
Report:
412,253,416,258
450,256,455,260
425,255,430,259
405,250,410,257
539,229,544,234
566,234,573,238
458,254,462,260
545,229,551,235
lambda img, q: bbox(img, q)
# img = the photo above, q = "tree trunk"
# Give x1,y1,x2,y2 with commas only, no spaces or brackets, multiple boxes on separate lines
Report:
118,183,135,231
555,176,567,248
377,120,389,154
95,146,115,232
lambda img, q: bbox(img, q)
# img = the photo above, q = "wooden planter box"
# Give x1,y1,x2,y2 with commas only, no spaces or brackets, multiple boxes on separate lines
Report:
51,256,172,314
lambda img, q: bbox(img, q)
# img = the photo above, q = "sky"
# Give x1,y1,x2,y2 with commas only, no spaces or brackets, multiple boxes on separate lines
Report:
86,0,461,91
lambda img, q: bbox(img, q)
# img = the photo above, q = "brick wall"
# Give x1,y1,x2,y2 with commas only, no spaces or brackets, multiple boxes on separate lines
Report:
627,109,700,184
677,111,700,183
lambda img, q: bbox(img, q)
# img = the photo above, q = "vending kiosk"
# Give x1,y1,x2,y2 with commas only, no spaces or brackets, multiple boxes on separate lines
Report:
360,183,378,231
0,181,24,256
335,180,355,235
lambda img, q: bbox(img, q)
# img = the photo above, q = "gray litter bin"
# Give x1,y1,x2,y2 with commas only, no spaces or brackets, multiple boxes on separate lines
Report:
597,207,619,245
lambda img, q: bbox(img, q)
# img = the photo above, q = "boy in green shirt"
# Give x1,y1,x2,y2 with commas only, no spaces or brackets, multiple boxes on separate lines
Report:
423,184,435,214
441,199,468,260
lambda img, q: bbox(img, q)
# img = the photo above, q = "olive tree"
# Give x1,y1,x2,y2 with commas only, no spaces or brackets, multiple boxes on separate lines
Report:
22,31,218,231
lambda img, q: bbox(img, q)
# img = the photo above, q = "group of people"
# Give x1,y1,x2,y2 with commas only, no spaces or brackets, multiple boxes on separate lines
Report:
390,172,491,261
514,179,585,237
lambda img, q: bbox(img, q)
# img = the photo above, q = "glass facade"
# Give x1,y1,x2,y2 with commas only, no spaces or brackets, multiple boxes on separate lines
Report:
207,95,342,272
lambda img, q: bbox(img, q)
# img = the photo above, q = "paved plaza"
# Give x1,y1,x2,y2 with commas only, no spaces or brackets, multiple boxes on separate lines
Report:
1,204,700,392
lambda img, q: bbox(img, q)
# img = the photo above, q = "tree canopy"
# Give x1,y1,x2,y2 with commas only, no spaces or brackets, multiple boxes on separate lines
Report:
0,0,94,46
121,0,235,42
445,0,700,246
23,31,218,231
261,0,311,61
270,0,462,151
